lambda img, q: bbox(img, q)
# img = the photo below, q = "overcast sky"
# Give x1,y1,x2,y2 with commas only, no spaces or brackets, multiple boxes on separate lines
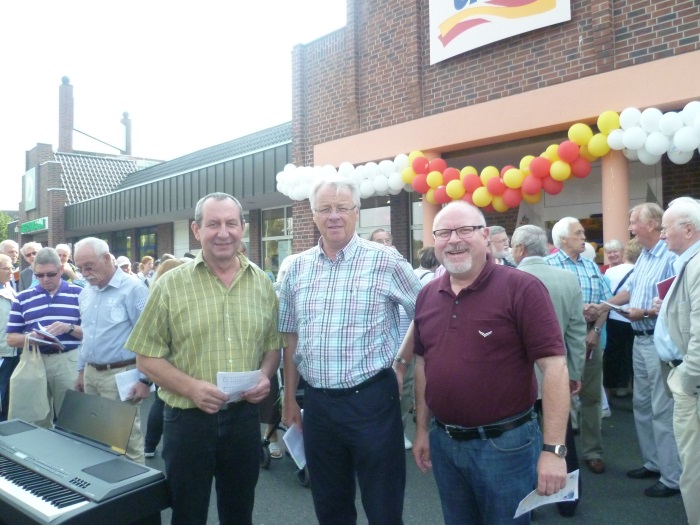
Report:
0,1,346,211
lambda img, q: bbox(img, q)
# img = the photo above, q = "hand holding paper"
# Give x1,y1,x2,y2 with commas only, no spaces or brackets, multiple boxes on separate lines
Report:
216,370,261,403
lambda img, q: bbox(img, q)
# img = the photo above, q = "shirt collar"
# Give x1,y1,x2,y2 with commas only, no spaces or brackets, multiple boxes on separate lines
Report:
316,233,360,262
674,239,700,272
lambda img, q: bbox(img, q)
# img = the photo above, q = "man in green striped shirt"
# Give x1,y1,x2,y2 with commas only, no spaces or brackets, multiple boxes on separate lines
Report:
126,192,282,525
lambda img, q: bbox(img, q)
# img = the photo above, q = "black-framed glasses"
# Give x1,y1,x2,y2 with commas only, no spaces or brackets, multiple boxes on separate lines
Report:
313,205,358,216
35,272,59,279
433,225,485,241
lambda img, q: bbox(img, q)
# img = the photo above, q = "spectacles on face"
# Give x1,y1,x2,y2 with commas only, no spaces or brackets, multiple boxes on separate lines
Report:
35,272,59,279
433,225,485,241
660,222,688,235
313,205,357,216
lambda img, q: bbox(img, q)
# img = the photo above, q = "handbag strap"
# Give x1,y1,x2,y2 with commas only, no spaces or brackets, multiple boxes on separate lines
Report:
613,268,633,295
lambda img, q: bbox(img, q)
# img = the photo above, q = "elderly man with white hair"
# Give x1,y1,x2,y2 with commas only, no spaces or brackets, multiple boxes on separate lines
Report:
19,241,42,291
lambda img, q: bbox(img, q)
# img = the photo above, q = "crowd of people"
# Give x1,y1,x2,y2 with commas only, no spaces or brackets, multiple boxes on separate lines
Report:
0,186,698,525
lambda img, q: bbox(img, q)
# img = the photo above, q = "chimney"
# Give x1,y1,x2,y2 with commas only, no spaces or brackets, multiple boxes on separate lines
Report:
121,112,132,155
58,76,73,152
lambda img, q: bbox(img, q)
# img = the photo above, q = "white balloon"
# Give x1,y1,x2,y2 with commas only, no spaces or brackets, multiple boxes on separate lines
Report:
388,172,405,191
322,164,337,177
378,160,395,176
354,165,367,180
373,175,390,193
283,163,297,173
623,148,639,161
694,115,700,137
338,161,354,177
645,132,671,156
394,154,409,172
659,111,683,136
364,162,379,179
359,179,375,198
636,148,661,166
673,126,700,152
607,129,625,150
622,127,647,150
667,147,694,165
389,186,403,195
619,107,641,130
639,107,663,133
682,101,700,126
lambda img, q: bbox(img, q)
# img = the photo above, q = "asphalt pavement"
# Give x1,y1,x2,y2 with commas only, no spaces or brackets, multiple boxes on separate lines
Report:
142,392,688,524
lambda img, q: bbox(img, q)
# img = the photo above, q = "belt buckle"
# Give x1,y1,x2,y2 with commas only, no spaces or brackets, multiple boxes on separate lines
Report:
444,424,462,439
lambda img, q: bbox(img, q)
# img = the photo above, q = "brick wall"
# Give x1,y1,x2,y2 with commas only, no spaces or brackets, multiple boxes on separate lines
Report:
156,223,174,259
661,153,700,205
292,200,318,253
247,210,262,266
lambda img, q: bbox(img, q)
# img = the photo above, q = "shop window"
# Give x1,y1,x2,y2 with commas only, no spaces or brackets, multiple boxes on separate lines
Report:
261,206,292,280
137,226,157,261
113,230,131,257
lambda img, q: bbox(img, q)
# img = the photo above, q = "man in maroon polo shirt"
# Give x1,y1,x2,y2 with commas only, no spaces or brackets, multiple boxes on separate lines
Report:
412,202,570,525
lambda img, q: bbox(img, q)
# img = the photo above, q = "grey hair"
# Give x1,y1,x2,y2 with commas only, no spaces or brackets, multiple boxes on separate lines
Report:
74,237,110,258
511,225,548,257
194,193,244,227
55,243,71,255
667,196,700,230
0,240,18,252
603,239,624,252
369,228,391,242
34,247,61,268
309,176,361,211
631,202,663,230
0,254,12,267
551,217,581,249
21,242,42,255
488,225,506,238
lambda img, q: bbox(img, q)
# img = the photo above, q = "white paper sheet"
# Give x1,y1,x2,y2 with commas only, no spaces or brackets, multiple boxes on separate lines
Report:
514,470,579,518
216,370,261,403
115,368,141,401
282,412,306,469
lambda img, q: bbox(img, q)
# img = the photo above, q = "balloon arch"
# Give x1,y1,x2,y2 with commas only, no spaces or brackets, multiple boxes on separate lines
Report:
276,102,700,213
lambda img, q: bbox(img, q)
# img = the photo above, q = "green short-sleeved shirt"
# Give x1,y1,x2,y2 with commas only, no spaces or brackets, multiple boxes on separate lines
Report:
126,253,283,408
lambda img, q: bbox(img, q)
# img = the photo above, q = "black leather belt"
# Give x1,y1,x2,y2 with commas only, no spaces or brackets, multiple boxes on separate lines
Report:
307,368,392,397
40,347,70,355
666,359,683,369
633,329,655,337
436,409,533,441
88,358,136,371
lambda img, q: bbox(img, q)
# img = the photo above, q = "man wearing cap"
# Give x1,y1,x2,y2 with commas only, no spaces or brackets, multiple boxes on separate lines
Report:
73,237,151,462
115,256,133,274
6,248,82,427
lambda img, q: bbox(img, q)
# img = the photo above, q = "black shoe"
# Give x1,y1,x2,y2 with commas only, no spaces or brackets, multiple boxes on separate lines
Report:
644,481,680,498
626,467,659,479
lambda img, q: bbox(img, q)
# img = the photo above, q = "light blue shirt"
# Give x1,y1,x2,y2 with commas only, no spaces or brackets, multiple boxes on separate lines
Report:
78,269,149,370
654,239,700,361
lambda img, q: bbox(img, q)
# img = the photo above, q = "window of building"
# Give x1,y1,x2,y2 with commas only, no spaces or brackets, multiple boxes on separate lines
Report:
137,226,157,261
113,230,131,258
261,206,292,280
410,193,424,264
358,196,391,240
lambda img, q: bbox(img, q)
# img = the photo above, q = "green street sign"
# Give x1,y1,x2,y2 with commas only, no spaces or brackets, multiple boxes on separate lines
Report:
20,217,48,234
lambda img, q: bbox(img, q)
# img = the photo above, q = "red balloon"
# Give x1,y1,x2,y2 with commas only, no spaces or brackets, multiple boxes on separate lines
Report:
557,141,580,164
542,176,564,195
412,157,429,175
461,192,475,205
482,204,495,213
462,173,482,193
529,157,552,178
428,158,447,174
412,173,430,194
442,167,461,183
434,185,451,204
521,175,543,195
486,177,507,196
502,188,523,208
570,157,592,178
500,165,516,177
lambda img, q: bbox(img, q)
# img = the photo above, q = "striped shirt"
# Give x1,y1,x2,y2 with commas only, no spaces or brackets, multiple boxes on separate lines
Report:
126,253,283,409
622,239,676,332
278,234,422,389
6,280,82,353
544,250,612,305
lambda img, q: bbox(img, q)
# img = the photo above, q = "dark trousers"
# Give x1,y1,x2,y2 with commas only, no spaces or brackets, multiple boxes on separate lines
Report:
145,388,164,450
163,401,260,525
0,355,20,422
304,370,405,525
603,318,635,389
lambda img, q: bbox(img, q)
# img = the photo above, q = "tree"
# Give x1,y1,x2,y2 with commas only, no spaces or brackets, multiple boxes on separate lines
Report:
0,212,12,244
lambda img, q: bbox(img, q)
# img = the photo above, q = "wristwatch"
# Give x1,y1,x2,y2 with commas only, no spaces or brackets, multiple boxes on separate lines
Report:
67,324,75,335
393,356,408,367
542,444,567,458
593,326,602,334
643,309,650,318
139,378,154,387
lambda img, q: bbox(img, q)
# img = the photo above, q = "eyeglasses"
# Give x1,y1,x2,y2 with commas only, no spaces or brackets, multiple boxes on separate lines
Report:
660,222,689,234
35,272,59,279
433,225,485,241
313,205,357,216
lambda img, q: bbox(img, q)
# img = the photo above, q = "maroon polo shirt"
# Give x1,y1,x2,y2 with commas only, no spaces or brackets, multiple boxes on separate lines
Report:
414,256,565,427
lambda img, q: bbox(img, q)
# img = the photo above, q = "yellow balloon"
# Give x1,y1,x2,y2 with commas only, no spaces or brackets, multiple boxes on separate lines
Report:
550,160,571,181
479,166,500,187
588,133,611,158
492,195,509,212
446,179,466,199
426,170,444,189
408,150,425,164
460,166,478,180
597,111,620,134
522,191,542,204
401,167,416,185
545,144,560,161
579,144,597,162
472,187,493,207
503,168,524,189
568,123,594,146
425,188,437,205
520,155,535,171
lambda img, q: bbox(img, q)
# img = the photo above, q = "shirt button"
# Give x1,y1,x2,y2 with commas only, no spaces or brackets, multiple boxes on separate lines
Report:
227,337,231,342
452,314,457,319
455,300,459,305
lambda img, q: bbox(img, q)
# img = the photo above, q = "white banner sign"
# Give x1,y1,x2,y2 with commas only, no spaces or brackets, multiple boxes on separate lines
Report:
430,0,572,65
